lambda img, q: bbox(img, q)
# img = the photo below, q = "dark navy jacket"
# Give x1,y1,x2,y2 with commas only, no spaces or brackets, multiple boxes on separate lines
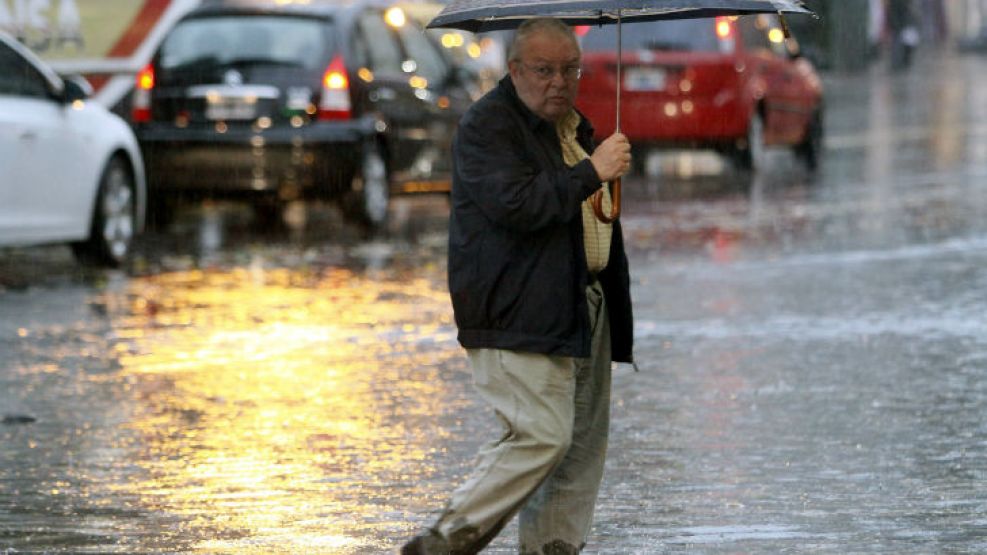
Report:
447,75,634,363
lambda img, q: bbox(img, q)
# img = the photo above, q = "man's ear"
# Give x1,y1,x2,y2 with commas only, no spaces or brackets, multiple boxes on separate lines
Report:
507,60,518,79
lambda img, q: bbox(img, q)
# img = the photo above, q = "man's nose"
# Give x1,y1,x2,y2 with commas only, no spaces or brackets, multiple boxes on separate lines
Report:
549,70,568,86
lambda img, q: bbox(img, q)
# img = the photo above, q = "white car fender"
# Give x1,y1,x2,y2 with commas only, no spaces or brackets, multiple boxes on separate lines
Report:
69,101,148,234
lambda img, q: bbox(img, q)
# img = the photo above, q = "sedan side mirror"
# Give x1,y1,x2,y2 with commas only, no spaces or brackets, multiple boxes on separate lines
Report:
61,75,93,103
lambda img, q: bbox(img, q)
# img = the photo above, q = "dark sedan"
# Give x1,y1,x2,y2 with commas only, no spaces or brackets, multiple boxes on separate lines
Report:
133,0,477,229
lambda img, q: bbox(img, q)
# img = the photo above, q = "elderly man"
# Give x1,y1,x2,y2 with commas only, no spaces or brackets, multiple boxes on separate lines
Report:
402,17,634,555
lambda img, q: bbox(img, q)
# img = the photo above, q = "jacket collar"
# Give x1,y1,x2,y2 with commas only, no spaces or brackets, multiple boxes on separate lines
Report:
498,75,546,131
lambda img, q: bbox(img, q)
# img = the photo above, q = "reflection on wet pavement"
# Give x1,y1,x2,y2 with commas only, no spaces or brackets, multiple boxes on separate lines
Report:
2,246,475,553
118,265,460,553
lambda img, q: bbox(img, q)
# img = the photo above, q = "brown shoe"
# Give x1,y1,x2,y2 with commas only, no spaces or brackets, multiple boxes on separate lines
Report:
399,530,451,554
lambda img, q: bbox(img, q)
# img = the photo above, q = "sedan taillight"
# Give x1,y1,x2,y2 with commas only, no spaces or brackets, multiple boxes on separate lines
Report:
715,17,737,54
132,64,155,123
318,55,352,121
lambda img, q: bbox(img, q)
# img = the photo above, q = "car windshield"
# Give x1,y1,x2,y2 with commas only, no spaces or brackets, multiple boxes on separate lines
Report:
158,15,328,70
579,19,719,53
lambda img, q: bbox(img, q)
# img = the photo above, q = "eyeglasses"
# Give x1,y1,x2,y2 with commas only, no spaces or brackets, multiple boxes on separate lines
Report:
520,62,582,81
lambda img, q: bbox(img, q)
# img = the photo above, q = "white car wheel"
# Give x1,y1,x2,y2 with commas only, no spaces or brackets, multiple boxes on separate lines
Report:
72,157,136,267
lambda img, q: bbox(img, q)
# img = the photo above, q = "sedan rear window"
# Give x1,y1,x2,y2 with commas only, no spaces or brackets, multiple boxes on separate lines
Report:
579,19,719,53
158,16,329,70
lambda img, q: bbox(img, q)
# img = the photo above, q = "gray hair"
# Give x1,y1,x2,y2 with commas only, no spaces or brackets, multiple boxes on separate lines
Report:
507,17,580,62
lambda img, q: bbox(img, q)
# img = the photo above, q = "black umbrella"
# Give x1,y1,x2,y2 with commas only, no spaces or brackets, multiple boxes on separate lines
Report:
428,0,816,222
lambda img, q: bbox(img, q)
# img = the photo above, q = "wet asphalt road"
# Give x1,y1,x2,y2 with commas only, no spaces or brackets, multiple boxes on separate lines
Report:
3,48,987,553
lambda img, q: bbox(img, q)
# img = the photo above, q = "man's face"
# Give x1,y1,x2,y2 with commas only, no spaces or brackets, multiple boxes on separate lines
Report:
509,31,581,122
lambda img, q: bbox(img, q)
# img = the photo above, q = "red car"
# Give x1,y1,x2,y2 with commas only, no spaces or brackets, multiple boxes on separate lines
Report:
575,15,824,173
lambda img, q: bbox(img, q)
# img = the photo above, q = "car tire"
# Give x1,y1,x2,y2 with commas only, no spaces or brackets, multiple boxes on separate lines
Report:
252,197,285,229
342,141,390,230
730,110,766,173
795,108,824,172
146,192,177,231
71,156,137,268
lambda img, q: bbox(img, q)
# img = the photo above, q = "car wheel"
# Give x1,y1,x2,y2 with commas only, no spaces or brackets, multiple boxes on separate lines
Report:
795,108,824,172
731,111,766,173
343,141,390,230
71,157,137,267
146,193,178,231
252,197,285,229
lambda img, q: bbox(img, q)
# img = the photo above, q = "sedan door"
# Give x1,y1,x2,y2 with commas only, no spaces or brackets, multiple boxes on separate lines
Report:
0,42,89,244
394,22,473,187
352,9,457,191
351,11,419,183
740,15,810,144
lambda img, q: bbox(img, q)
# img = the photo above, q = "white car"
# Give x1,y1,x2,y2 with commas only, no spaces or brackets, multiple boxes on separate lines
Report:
0,32,146,267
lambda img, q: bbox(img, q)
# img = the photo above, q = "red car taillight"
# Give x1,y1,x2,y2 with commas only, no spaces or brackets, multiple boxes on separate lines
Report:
132,64,155,123
318,55,352,121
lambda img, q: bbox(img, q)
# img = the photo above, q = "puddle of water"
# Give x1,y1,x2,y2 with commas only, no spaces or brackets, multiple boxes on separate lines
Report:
1,260,471,553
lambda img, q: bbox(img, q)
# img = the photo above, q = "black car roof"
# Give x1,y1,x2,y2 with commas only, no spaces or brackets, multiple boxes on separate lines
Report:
189,0,396,20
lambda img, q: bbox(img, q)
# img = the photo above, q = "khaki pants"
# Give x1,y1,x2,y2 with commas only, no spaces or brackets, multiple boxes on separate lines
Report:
434,282,612,554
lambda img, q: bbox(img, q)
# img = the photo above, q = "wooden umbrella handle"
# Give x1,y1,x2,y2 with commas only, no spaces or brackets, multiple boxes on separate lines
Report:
591,177,621,223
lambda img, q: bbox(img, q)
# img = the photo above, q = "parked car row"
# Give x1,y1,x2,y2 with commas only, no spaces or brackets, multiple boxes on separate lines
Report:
0,0,481,266
1,2,824,268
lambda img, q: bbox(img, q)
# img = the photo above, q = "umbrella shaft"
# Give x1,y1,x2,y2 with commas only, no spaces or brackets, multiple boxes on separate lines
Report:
616,10,621,133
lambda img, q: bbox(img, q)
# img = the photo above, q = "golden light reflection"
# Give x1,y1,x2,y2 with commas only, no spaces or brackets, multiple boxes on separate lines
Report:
441,33,464,49
384,6,406,28
107,264,465,553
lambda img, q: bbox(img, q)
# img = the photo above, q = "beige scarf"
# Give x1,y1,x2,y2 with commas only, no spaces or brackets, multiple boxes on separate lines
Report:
556,110,612,274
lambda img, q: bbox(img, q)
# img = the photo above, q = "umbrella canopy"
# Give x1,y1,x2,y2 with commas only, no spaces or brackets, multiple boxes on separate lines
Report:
427,0,814,33
427,0,816,223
